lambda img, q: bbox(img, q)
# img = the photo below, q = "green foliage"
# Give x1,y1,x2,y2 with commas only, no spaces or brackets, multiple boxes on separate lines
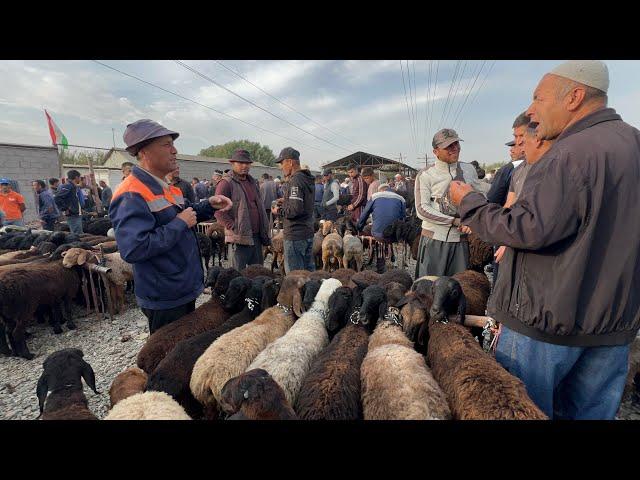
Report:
481,161,508,172
60,150,107,166
199,140,276,167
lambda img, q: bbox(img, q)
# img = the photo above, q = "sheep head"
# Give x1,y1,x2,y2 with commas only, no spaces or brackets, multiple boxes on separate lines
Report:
223,276,253,313
325,287,353,337
36,348,100,414
61,248,95,268
204,266,222,289
359,285,387,331
430,276,466,325
212,268,241,297
262,278,281,310
322,220,334,236
277,274,311,318
301,279,323,313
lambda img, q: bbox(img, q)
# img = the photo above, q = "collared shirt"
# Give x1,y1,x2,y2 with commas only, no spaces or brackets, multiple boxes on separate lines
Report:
138,166,170,190
0,191,25,220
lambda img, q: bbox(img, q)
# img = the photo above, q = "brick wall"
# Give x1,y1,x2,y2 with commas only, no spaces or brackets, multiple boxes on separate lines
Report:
0,144,60,223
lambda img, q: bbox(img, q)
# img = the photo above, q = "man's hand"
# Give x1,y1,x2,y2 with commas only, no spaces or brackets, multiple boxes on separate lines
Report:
177,207,197,228
208,195,232,212
459,225,472,235
347,204,354,211
494,245,507,263
449,180,473,206
276,198,284,205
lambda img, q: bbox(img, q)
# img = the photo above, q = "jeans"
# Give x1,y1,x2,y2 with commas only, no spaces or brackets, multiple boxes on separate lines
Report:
141,300,196,334
284,238,315,273
230,235,264,271
495,325,630,419
66,215,83,234
4,219,25,227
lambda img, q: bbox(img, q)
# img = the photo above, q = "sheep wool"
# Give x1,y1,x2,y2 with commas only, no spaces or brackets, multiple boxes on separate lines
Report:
190,305,296,407
248,278,342,406
105,391,191,420
109,367,148,408
361,321,451,420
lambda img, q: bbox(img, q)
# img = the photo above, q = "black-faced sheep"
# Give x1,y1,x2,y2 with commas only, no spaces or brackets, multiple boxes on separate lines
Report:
424,276,548,420
248,278,342,406
145,276,275,419
294,284,375,420
359,285,451,420
204,221,226,267
196,232,212,272
136,267,242,374
300,278,324,312
109,367,148,408
104,391,191,420
36,348,100,420
0,261,80,359
190,273,309,412
220,369,297,420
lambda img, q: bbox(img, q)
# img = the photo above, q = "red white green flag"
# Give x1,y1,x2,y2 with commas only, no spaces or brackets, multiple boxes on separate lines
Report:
44,109,69,149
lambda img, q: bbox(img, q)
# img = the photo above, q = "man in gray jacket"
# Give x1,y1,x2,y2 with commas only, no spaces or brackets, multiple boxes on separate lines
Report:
321,169,340,222
414,128,483,277
450,60,640,419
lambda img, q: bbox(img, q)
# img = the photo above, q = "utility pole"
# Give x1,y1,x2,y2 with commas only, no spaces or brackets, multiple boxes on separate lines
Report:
112,128,116,149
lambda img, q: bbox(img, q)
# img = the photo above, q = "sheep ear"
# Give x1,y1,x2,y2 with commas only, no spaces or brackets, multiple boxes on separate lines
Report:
36,373,48,414
80,360,100,394
396,296,410,308
77,251,87,266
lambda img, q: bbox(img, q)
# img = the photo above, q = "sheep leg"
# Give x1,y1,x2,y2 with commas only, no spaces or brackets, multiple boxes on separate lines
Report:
63,299,77,330
10,323,34,360
48,305,63,334
0,323,11,355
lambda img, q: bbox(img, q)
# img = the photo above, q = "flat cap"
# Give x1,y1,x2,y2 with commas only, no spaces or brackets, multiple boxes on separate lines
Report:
276,147,300,163
550,60,609,93
123,119,179,155
505,140,516,147
432,128,463,149
230,149,253,163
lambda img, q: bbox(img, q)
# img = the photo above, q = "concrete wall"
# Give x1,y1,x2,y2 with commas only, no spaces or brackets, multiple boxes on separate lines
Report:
0,144,60,223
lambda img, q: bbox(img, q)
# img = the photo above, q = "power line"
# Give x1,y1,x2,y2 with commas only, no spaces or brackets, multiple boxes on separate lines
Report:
406,61,418,155
423,60,433,153
428,60,440,140
174,60,351,154
442,60,468,127
92,60,335,155
213,60,362,150
452,60,486,129
400,60,418,157
410,60,420,153
456,60,497,131
437,60,461,131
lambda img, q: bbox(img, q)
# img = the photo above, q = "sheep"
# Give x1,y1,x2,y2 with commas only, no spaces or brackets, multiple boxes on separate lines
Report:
0,261,80,359
468,232,494,272
145,276,275,419
348,270,381,289
266,231,285,273
95,240,118,253
359,285,451,420
82,216,112,236
109,367,148,408
220,369,296,420
421,276,547,420
299,278,324,313
309,270,332,281
61,248,134,314
312,226,326,270
136,267,242,374
321,221,343,272
205,221,226,267
196,232,212,272
241,264,279,279
377,268,413,292
294,284,375,420
342,230,363,272
104,391,191,420
452,270,491,316
190,273,309,412
248,278,342,406
330,268,356,287
36,348,100,420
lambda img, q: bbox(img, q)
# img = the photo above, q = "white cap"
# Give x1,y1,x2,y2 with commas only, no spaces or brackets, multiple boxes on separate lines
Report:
550,60,609,93
274,178,281,183
377,183,390,192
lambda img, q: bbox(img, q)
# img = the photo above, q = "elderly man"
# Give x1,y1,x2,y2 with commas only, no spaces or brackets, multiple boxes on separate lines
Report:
394,174,407,194
0,179,26,227
414,128,483,277
450,60,640,420
121,162,133,180
274,147,315,272
110,119,231,334
215,149,271,270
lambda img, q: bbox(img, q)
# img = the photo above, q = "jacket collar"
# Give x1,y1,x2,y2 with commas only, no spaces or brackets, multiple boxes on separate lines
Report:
132,166,166,196
556,107,621,143
434,158,458,173
229,172,256,184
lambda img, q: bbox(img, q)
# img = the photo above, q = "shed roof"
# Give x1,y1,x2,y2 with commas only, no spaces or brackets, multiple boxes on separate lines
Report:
321,151,418,175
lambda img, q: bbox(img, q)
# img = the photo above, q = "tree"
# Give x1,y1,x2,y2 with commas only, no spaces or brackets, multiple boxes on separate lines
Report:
59,150,107,166
199,140,276,167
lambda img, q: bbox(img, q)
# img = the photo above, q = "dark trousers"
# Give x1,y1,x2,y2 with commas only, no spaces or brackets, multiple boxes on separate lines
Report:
415,236,469,278
42,218,57,231
230,235,264,271
141,300,196,334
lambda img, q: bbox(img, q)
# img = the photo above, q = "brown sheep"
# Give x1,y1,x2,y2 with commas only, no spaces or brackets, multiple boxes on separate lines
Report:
136,268,241,374
452,270,491,315
109,367,148,408
331,268,356,286
309,270,332,280
266,231,285,274
321,229,343,272
205,222,226,267
312,229,325,270
240,264,278,279
468,233,494,272
348,270,381,289
220,369,297,420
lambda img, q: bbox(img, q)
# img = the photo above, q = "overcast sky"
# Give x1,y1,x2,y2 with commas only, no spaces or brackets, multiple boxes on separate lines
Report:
1,60,638,171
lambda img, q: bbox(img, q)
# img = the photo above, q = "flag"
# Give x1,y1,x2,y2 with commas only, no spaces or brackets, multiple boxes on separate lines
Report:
44,109,69,149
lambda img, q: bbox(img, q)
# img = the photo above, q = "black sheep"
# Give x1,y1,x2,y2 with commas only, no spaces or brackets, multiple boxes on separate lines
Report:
301,279,323,313
146,276,279,418
36,348,100,420
196,232,212,273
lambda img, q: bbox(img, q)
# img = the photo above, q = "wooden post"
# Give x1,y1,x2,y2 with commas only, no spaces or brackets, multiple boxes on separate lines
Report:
85,154,104,215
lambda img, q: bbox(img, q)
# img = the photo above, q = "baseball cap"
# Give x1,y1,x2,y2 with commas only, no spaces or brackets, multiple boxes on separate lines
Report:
275,147,300,163
230,149,253,163
505,140,516,147
123,119,179,156
0,178,10,184
432,128,463,149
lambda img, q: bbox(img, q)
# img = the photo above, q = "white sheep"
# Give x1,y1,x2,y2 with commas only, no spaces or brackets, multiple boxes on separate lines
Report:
104,391,191,420
248,278,342,406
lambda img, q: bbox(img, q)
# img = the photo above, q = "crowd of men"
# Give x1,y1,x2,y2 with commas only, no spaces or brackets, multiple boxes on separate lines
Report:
2,60,637,421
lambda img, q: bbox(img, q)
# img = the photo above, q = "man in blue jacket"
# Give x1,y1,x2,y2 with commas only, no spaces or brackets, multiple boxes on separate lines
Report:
109,119,232,333
54,170,85,234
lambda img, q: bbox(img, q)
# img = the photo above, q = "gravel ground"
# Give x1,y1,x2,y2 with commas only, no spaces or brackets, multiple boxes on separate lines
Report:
0,247,638,420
